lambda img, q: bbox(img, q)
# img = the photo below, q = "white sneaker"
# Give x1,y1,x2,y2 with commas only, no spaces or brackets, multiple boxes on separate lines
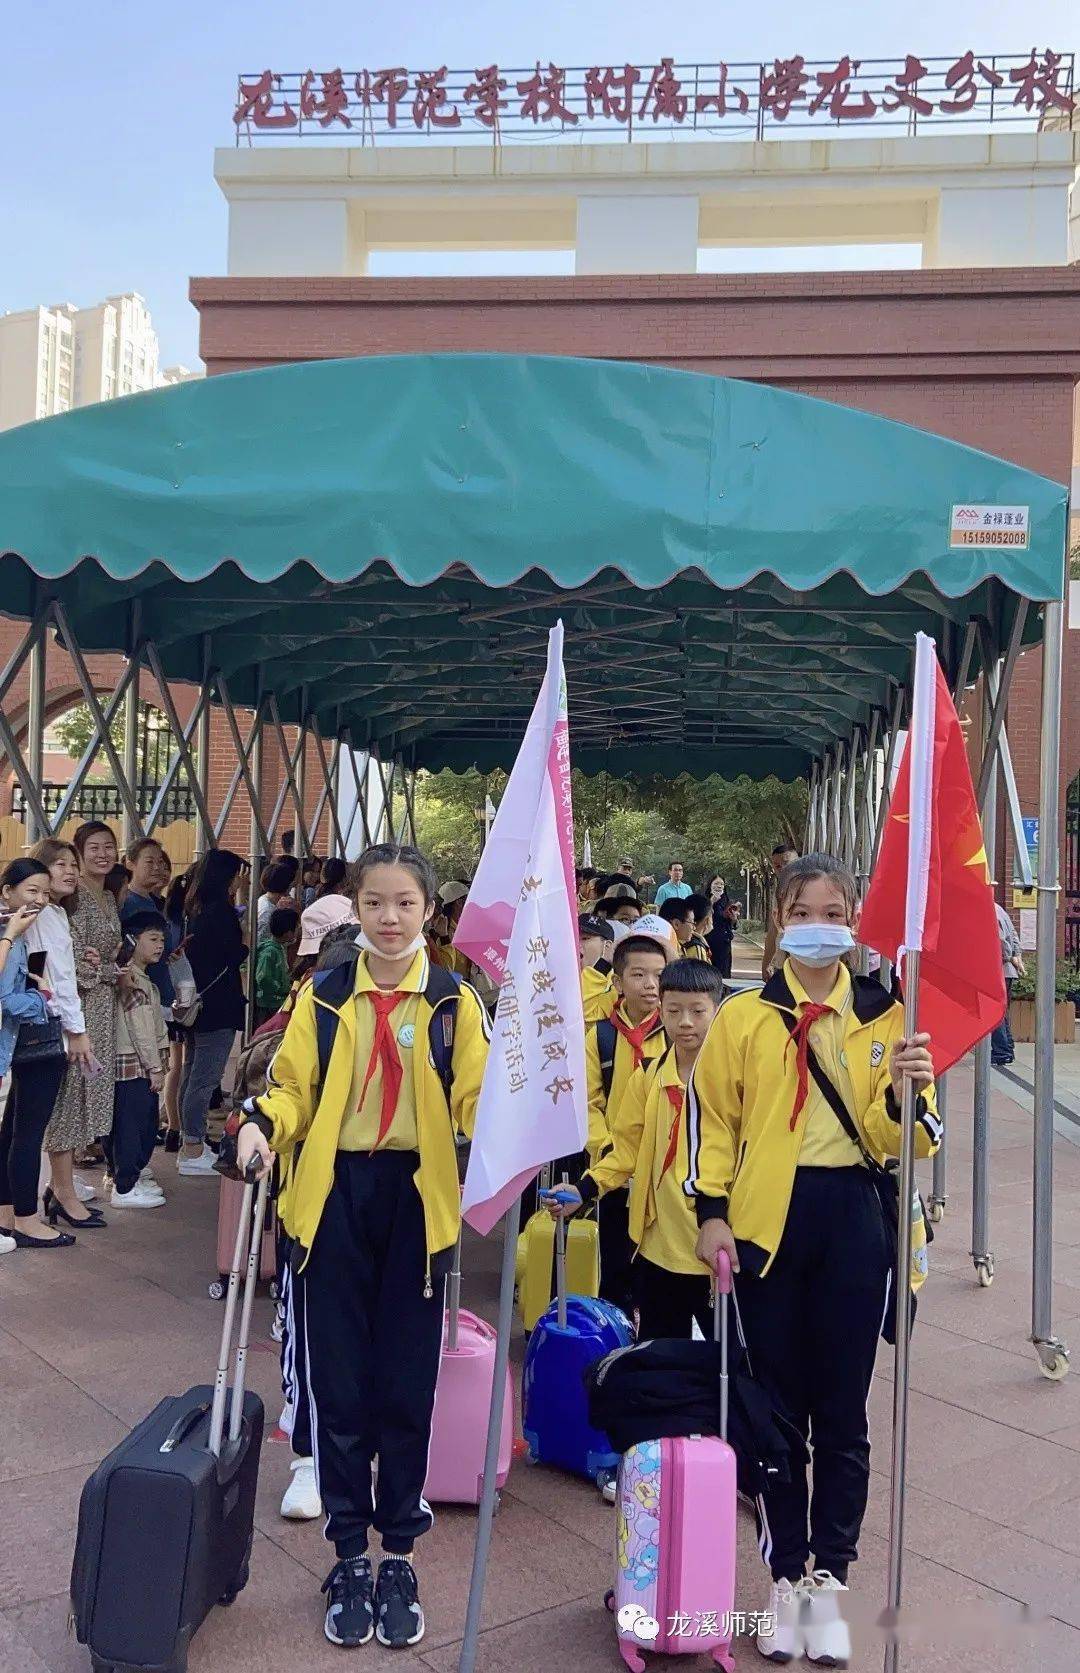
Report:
802,1571,851,1668
0,1231,15,1255
755,1578,804,1663
73,1175,97,1203
138,1171,165,1199
111,1183,166,1209
177,1145,218,1177
280,1458,323,1521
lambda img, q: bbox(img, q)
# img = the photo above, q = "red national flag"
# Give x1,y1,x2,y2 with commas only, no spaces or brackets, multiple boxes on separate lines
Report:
859,653,1006,1074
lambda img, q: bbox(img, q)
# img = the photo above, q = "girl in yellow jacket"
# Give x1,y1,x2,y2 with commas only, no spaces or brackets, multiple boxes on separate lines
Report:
237,843,489,1654
688,854,937,1668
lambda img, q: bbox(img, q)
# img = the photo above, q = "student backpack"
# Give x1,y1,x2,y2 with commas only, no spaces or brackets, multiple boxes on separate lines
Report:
312,956,461,1102
595,1018,617,1099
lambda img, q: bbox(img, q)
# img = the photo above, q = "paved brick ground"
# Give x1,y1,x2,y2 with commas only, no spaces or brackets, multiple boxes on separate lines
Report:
3,1045,1080,1671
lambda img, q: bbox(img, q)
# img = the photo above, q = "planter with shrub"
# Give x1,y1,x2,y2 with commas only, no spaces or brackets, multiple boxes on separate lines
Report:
1009,963,1079,1045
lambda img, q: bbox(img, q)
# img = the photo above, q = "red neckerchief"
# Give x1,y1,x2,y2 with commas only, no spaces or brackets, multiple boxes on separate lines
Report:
658,1081,685,1181
358,990,406,1148
785,1003,833,1131
612,1006,661,1071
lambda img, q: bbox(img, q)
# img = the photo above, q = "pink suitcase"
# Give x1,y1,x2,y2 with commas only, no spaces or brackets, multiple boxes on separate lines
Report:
424,1236,514,1505
612,1253,737,1672
212,1171,276,1299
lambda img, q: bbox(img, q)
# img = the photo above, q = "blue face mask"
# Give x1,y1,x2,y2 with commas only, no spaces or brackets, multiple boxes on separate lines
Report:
779,923,856,969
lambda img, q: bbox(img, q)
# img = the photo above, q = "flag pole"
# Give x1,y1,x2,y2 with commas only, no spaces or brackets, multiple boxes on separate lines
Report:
883,950,918,1673
458,1193,522,1673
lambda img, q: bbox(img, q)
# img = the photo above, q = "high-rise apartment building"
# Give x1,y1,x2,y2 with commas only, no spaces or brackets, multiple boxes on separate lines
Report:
73,293,160,406
0,293,175,429
0,306,75,429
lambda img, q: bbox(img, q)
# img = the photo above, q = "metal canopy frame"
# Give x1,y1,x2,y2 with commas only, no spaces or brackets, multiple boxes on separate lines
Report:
0,356,1070,1673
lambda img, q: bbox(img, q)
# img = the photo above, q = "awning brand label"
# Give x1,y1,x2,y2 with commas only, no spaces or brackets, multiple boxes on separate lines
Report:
950,505,1029,547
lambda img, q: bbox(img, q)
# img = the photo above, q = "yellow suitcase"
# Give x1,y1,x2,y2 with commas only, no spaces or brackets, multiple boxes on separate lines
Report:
516,1207,600,1331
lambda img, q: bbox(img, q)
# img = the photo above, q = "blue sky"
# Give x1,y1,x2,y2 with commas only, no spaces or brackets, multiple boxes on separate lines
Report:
3,1,1075,365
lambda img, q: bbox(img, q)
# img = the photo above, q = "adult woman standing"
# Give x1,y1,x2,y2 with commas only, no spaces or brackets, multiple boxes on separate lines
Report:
177,848,247,1176
44,821,124,1226
0,858,75,1249
25,838,104,1229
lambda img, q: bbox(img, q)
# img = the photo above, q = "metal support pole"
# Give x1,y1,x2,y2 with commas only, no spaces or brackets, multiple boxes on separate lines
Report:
883,951,920,1673
459,1196,523,1673
1032,600,1069,1380
293,693,309,873
121,605,141,851
195,637,212,856
928,1074,947,1224
822,746,839,849
25,615,47,845
971,684,996,1289
332,716,345,859
829,746,844,856
806,761,820,851
245,700,264,1038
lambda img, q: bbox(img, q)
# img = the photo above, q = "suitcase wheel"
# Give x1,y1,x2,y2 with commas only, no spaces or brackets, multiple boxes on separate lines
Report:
604,1588,616,1613
219,1560,250,1606
208,1279,226,1300
269,1279,280,1301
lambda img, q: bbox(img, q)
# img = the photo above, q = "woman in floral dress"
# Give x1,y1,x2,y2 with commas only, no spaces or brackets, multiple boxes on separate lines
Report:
44,822,124,1227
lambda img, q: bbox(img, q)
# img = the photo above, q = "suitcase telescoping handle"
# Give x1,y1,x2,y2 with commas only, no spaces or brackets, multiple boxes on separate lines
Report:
208,1162,271,1458
712,1249,733,1443
446,1224,463,1352
554,1170,570,1329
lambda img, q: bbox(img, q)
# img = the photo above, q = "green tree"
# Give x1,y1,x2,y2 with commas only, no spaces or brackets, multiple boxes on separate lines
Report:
412,766,807,895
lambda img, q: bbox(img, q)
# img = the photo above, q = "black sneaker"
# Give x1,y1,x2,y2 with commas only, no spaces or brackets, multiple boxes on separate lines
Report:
322,1556,375,1647
375,1557,425,1648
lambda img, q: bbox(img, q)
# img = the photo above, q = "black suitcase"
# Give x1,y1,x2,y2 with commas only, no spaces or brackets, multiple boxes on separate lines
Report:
70,1172,270,1673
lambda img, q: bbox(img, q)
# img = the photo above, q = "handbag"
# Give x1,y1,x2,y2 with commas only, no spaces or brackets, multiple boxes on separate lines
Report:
13,1012,66,1064
780,1013,933,1345
171,965,228,1029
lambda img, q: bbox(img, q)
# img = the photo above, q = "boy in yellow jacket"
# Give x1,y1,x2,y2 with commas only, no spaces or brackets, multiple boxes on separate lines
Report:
238,843,489,1654
554,959,724,1338
687,854,937,1667
584,918,674,1310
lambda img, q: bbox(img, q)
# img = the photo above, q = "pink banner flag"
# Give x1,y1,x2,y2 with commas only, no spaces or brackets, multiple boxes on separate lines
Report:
459,622,587,1234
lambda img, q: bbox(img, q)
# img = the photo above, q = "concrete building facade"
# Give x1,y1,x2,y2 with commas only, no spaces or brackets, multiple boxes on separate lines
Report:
214,131,1080,278
0,306,75,429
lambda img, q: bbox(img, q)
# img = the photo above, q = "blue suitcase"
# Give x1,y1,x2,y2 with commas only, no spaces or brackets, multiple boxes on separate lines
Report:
521,1186,634,1480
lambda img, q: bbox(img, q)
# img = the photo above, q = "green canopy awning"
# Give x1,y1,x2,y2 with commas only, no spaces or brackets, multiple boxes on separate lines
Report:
0,354,1067,776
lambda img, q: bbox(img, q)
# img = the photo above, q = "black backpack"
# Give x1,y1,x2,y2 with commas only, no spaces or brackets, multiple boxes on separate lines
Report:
584,1334,804,1499
312,956,461,1103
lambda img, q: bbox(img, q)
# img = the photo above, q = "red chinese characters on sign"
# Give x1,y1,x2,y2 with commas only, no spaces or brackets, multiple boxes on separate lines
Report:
517,62,578,124
464,64,509,128
234,70,297,129
413,67,462,129
584,65,640,122
809,56,876,120
882,55,932,118
300,69,351,129
233,53,1077,135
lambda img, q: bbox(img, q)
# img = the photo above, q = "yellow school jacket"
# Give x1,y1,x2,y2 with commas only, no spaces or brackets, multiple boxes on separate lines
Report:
684,965,940,1278
582,1050,708,1277
582,961,617,1023
249,948,489,1288
585,1004,667,1163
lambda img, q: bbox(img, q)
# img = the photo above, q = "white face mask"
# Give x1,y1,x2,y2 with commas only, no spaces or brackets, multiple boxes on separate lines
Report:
355,929,428,964
779,923,856,969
